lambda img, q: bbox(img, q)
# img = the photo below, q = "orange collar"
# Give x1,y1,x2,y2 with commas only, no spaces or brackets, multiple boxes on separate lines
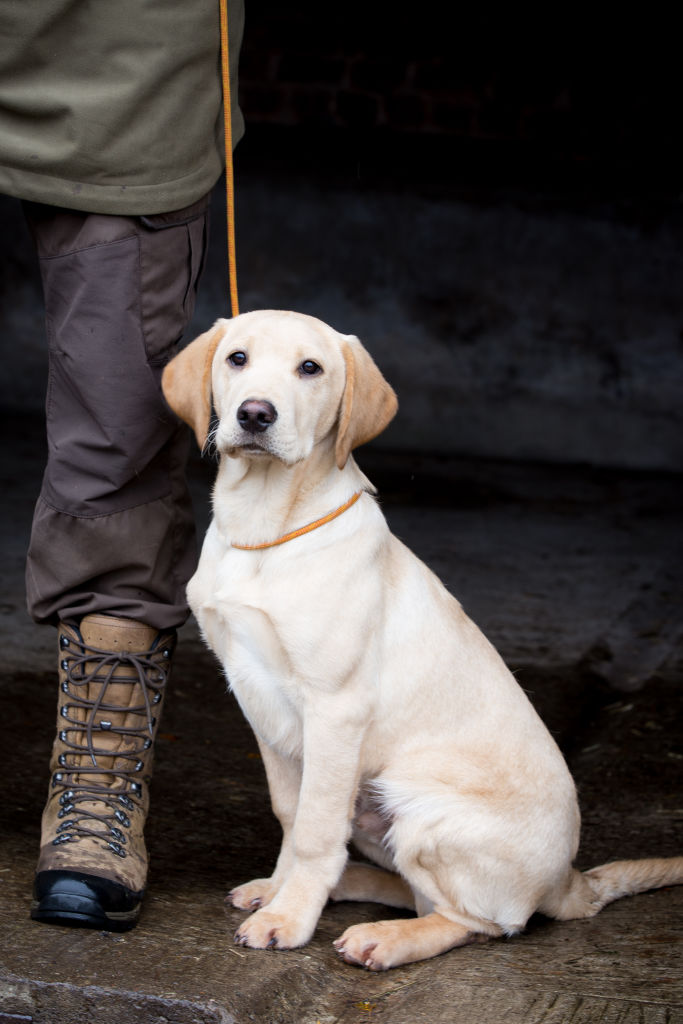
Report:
232,491,363,550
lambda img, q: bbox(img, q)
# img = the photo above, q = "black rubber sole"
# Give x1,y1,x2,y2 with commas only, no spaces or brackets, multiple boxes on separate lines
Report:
31,869,143,932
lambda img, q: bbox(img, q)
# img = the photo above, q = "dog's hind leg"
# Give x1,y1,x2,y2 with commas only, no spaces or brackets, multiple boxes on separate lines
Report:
334,912,490,970
330,861,415,910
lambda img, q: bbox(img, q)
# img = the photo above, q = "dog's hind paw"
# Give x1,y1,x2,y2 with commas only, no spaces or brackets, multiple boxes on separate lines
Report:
334,913,481,970
334,928,386,971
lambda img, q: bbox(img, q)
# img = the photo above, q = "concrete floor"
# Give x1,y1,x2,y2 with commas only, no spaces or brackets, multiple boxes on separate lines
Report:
0,415,681,1023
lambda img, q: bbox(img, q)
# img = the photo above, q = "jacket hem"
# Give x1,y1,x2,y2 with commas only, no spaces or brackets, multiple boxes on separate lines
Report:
0,130,242,215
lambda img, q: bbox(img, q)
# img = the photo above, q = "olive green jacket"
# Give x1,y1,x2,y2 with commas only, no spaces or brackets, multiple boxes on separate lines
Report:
0,0,244,214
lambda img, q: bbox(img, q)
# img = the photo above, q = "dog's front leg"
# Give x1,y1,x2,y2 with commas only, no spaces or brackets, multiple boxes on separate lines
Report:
234,694,365,951
229,739,301,911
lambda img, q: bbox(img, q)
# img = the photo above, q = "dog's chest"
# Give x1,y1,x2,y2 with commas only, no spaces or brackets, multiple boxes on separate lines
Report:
226,627,304,757
191,548,307,756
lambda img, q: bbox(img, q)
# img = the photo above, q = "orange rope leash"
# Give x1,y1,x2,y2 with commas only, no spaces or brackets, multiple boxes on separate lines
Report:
232,492,363,550
218,9,357,552
219,0,239,318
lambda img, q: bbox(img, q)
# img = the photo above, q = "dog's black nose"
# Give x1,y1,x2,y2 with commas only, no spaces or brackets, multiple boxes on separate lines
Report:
237,399,278,434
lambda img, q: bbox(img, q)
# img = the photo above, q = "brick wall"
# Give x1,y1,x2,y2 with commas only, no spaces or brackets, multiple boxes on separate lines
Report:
238,3,677,190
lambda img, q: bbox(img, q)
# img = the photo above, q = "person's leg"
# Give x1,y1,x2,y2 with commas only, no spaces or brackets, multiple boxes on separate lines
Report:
24,197,209,929
24,198,209,627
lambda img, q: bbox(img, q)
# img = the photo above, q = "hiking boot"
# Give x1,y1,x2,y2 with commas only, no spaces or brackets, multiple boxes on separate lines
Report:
31,614,175,931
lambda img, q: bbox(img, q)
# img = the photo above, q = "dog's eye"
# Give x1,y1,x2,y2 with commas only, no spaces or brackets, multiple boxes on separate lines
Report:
228,351,247,368
299,360,322,377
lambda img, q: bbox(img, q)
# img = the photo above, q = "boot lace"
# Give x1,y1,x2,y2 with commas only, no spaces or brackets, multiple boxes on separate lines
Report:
50,628,174,858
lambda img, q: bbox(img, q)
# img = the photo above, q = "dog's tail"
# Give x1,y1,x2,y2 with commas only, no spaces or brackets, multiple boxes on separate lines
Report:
545,856,683,921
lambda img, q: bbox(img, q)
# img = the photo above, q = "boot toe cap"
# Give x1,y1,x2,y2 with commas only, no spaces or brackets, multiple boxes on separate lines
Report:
31,869,144,931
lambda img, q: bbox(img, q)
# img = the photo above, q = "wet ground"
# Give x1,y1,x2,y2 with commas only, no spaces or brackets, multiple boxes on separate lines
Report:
0,415,681,1023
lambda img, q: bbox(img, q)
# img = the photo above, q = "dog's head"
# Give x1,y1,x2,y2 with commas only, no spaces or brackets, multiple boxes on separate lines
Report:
161,310,398,469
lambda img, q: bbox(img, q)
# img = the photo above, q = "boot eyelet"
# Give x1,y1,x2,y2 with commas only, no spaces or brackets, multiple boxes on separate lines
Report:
58,804,74,817
61,681,69,693
53,833,73,845
52,773,64,785
58,753,68,766
118,794,134,810
153,693,162,704
61,706,70,718
59,790,75,804
60,635,70,649
108,841,126,858
115,809,131,827
99,720,112,730
57,819,75,832
130,782,142,796
59,730,68,742
60,659,69,671
143,738,152,750
135,760,143,772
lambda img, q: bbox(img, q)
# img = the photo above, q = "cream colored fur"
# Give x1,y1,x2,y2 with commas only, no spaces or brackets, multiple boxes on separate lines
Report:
162,310,683,971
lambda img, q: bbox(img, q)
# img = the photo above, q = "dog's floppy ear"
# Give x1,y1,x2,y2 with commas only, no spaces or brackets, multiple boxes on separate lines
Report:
335,337,398,469
161,321,226,449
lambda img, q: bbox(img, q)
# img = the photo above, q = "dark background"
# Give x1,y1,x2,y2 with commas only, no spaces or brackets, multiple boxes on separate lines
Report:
236,3,679,203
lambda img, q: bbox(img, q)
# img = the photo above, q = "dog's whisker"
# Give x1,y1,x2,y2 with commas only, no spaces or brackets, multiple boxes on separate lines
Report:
202,419,220,459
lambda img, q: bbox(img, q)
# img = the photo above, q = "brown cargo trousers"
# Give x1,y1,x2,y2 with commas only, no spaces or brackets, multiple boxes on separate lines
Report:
23,196,210,630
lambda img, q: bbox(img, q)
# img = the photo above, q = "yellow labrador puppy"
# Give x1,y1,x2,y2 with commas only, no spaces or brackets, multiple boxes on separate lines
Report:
162,310,682,971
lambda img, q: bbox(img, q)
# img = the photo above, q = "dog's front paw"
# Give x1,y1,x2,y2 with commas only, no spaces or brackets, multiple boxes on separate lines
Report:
234,908,312,950
228,877,280,911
